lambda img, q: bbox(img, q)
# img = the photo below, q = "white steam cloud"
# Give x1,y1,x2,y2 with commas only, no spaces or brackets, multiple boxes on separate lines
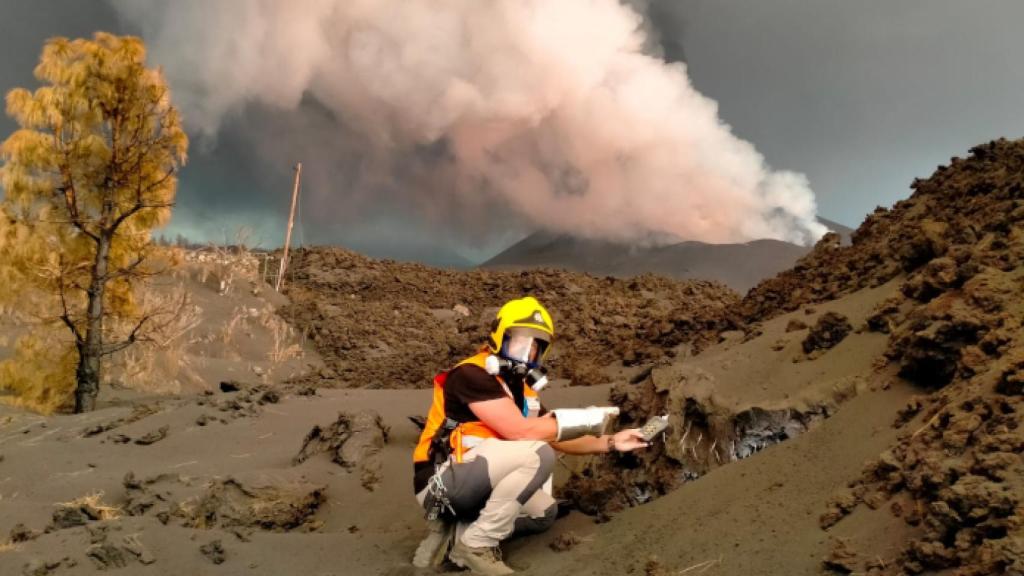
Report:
112,0,827,246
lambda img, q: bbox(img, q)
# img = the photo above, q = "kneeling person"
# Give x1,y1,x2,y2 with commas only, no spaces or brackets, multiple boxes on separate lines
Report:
411,297,648,575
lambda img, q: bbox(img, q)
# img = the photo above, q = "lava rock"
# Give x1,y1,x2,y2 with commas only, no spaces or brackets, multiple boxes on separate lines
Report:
9,523,40,543
200,540,226,565
785,318,808,332
134,426,169,446
802,312,853,354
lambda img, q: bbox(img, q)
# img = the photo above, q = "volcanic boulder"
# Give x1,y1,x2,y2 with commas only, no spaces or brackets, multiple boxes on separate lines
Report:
801,312,853,355
293,411,389,491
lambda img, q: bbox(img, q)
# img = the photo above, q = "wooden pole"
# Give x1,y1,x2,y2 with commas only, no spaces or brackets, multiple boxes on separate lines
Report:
275,162,302,291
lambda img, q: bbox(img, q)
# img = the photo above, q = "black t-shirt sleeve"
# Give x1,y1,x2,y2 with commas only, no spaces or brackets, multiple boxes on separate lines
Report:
446,365,508,404
444,364,511,423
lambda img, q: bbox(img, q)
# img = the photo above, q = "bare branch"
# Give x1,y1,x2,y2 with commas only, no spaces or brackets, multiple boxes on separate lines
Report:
106,167,176,235
100,314,150,356
57,254,85,344
103,253,147,282
59,309,83,344
55,184,99,243
52,124,100,243
118,92,162,173
109,267,165,283
100,280,188,356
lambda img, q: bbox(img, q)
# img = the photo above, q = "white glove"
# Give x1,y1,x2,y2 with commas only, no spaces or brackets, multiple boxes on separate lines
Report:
552,406,620,441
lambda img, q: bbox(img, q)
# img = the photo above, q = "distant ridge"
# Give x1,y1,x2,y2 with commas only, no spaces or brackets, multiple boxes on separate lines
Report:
479,217,854,293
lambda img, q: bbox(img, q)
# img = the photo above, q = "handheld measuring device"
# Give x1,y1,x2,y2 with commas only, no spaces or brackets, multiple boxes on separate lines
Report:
638,415,670,442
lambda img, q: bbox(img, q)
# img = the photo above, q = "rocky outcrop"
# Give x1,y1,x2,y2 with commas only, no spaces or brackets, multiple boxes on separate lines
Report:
742,140,1024,322
293,411,389,491
567,139,1024,576
802,312,853,355
281,250,742,388
763,139,1024,576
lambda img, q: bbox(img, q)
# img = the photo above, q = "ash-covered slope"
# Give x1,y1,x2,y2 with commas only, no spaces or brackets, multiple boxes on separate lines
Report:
565,139,1024,576
480,218,853,293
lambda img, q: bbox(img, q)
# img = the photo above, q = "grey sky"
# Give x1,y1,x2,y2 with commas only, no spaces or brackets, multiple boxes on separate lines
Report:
2,0,1023,264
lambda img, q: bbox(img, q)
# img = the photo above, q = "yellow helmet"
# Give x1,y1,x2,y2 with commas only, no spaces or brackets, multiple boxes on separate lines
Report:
488,297,555,362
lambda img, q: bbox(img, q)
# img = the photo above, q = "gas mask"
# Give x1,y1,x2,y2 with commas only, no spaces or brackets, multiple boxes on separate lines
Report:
487,327,551,391
484,355,550,392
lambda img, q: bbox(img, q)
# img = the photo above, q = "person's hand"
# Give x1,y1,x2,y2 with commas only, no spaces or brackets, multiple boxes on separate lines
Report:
611,428,649,452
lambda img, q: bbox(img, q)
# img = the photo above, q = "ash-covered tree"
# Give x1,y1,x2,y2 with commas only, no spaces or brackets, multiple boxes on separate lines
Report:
0,33,187,412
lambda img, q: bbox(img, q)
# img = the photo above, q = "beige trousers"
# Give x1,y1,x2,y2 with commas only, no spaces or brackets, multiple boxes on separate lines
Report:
417,438,557,548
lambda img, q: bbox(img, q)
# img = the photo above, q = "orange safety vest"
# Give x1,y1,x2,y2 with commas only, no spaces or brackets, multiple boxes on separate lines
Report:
413,351,541,465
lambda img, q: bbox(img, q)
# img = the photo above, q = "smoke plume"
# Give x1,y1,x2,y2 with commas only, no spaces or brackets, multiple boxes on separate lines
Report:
112,0,827,247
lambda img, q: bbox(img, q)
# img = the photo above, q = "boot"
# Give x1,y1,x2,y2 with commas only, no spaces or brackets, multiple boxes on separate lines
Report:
449,538,515,575
412,519,454,568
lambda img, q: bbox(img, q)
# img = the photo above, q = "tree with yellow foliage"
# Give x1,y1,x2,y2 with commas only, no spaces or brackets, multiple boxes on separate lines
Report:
0,33,188,412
